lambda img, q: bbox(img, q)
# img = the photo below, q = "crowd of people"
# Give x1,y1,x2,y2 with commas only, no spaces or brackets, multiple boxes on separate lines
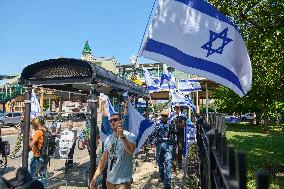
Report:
90,97,195,189
2,96,196,189
3,113,89,188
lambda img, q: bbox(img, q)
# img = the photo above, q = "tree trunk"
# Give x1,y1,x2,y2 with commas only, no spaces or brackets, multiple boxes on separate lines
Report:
263,106,269,127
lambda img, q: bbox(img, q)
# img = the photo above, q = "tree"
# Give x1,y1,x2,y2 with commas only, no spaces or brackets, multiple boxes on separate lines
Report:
210,0,284,125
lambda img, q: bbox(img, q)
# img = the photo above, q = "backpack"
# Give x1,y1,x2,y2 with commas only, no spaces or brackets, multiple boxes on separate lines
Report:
38,127,57,157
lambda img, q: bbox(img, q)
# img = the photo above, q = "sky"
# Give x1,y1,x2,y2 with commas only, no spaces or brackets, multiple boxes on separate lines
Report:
0,0,157,75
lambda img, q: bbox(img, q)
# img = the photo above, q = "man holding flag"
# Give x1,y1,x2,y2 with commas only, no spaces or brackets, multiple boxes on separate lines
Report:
90,97,136,189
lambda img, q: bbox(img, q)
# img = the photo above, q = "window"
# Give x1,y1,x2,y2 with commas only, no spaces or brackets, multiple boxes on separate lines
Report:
13,113,21,117
6,113,12,117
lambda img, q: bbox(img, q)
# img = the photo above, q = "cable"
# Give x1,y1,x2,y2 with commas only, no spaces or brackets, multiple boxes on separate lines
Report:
137,0,158,57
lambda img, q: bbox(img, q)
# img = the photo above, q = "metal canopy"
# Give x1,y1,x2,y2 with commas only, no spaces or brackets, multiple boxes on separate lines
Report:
20,58,147,96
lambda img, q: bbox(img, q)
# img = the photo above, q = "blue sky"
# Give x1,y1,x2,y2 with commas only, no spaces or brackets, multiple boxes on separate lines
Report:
0,0,156,75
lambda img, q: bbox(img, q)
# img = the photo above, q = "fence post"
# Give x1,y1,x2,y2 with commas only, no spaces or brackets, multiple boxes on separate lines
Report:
221,136,227,166
207,133,215,189
227,145,236,178
216,131,222,157
256,171,269,189
236,152,247,189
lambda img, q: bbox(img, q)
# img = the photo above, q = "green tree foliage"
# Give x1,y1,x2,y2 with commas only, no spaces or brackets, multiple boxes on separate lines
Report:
210,0,284,124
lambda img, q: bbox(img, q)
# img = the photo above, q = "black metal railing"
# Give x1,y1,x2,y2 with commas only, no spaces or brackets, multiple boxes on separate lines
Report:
197,115,269,189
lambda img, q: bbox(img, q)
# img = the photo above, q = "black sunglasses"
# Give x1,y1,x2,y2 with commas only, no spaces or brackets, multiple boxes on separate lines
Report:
110,118,120,123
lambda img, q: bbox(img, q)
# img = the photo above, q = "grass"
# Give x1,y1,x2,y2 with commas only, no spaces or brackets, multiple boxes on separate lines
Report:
226,123,284,189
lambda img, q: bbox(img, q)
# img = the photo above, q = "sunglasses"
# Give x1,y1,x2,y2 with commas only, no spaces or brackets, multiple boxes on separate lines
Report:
109,118,120,123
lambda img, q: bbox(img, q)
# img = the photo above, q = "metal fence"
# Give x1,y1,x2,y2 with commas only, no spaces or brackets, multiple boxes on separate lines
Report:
197,114,269,189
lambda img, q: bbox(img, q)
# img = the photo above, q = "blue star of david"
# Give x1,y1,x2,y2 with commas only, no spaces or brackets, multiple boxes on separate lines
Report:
201,27,233,57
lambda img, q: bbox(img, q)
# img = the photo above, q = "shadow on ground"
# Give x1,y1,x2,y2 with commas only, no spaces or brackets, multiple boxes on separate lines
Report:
46,162,89,189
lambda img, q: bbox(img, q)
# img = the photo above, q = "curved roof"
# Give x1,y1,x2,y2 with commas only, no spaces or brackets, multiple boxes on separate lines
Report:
20,58,147,96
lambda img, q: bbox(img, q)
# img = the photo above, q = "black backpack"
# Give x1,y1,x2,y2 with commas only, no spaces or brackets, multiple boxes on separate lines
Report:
39,127,56,157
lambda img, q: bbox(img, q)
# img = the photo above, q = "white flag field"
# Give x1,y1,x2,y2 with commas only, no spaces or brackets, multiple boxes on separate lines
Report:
141,0,252,97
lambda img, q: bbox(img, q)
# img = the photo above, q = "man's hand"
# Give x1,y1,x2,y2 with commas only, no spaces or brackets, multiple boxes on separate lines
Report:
116,123,124,138
89,175,97,189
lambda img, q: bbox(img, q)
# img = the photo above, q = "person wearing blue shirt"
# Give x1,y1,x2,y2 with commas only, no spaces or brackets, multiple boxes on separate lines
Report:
151,110,176,189
169,104,187,171
90,98,136,189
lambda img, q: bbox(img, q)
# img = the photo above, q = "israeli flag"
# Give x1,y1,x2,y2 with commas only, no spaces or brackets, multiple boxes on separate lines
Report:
128,101,155,155
160,64,176,91
100,93,116,141
184,120,196,157
137,98,147,108
30,90,40,118
141,0,252,97
143,68,160,93
185,95,196,111
178,79,201,94
171,91,195,110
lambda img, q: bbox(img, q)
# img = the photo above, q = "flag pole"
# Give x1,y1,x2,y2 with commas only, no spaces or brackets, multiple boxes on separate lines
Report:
205,83,209,122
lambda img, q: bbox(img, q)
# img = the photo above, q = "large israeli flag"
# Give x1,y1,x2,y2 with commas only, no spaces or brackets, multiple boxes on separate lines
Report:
100,93,116,141
143,68,160,93
141,0,252,97
30,90,40,118
128,101,155,155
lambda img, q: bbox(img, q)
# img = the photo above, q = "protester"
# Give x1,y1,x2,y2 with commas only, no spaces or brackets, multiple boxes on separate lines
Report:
90,97,136,189
29,116,48,186
170,104,187,170
49,117,61,134
10,115,24,159
64,120,77,169
151,110,176,189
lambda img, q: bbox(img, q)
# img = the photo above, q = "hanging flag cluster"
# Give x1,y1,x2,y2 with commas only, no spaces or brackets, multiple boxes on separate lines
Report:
141,0,252,97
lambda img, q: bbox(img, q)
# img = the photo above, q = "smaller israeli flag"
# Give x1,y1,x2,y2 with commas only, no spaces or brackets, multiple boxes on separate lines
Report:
184,120,196,157
143,68,160,93
171,91,195,111
100,93,116,142
128,101,154,155
160,64,176,91
178,79,201,94
184,95,196,111
30,90,40,118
